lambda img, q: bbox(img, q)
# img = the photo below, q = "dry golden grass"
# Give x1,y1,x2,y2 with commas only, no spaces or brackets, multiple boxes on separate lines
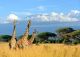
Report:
0,42,80,57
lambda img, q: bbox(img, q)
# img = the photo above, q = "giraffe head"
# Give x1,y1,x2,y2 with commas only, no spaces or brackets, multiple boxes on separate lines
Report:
32,29,37,39
27,20,31,29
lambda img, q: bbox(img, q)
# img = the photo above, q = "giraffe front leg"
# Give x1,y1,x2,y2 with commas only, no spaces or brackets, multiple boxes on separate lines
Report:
9,43,12,49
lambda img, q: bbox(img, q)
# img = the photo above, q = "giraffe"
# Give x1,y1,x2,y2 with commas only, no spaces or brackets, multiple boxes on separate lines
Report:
9,20,17,49
26,29,36,45
17,20,31,48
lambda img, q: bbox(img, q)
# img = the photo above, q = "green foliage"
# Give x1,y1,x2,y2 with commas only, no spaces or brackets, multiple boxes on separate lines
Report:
72,39,80,45
28,35,32,40
68,30,80,36
36,32,56,43
56,27,74,34
3,27,80,45
18,29,80,45
18,35,23,40
61,30,80,39
0,35,11,42
56,27,80,45
37,32,56,39
62,30,80,45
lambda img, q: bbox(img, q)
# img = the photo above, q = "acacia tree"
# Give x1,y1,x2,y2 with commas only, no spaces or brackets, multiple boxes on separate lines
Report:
36,32,56,43
56,27,80,44
56,27,75,44
0,35,11,42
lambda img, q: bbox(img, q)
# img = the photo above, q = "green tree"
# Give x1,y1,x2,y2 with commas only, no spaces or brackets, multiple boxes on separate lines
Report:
0,35,11,42
58,30,80,44
56,27,75,44
36,32,56,43
56,27,74,34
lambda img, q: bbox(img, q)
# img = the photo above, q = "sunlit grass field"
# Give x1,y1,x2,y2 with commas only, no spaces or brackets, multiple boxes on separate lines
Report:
0,42,80,57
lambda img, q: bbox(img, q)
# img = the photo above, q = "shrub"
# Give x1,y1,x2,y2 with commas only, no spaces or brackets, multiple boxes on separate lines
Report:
0,35,11,42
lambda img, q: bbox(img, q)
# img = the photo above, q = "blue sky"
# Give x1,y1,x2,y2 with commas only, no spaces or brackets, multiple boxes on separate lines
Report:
0,0,80,17
0,0,80,35
0,0,80,23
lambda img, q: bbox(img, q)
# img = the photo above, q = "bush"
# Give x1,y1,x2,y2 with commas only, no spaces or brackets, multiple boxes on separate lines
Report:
36,32,56,43
0,35,11,42
56,27,74,34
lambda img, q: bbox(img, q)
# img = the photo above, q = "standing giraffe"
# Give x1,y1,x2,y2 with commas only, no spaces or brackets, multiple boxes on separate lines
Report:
26,29,36,45
17,20,31,48
9,20,17,49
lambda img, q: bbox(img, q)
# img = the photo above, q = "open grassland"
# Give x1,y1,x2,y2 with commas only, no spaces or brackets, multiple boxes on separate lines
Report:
0,42,80,57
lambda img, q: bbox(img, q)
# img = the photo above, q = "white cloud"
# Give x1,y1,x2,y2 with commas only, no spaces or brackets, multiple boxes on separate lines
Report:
68,10,80,17
0,21,9,24
71,10,80,14
12,11,32,16
27,10,80,22
7,14,18,21
0,17,9,24
36,6,46,11
24,6,46,12
0,14,19,24
51,12,58,16
0,10,80,24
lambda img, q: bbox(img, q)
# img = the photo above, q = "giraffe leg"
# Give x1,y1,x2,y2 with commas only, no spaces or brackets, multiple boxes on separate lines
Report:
9,43,12,49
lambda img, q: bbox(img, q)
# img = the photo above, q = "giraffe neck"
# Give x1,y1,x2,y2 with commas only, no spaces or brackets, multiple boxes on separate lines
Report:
29,32,36,43
12,21,16,39
21,20,31,39
9,21,17,49
23,28,29,39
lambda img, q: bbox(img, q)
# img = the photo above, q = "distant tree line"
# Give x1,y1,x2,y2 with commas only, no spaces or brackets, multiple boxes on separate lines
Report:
0,35,11,42
0,27,80,45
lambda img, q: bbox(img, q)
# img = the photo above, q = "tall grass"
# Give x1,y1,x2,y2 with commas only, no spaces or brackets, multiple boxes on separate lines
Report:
0,42,80,57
